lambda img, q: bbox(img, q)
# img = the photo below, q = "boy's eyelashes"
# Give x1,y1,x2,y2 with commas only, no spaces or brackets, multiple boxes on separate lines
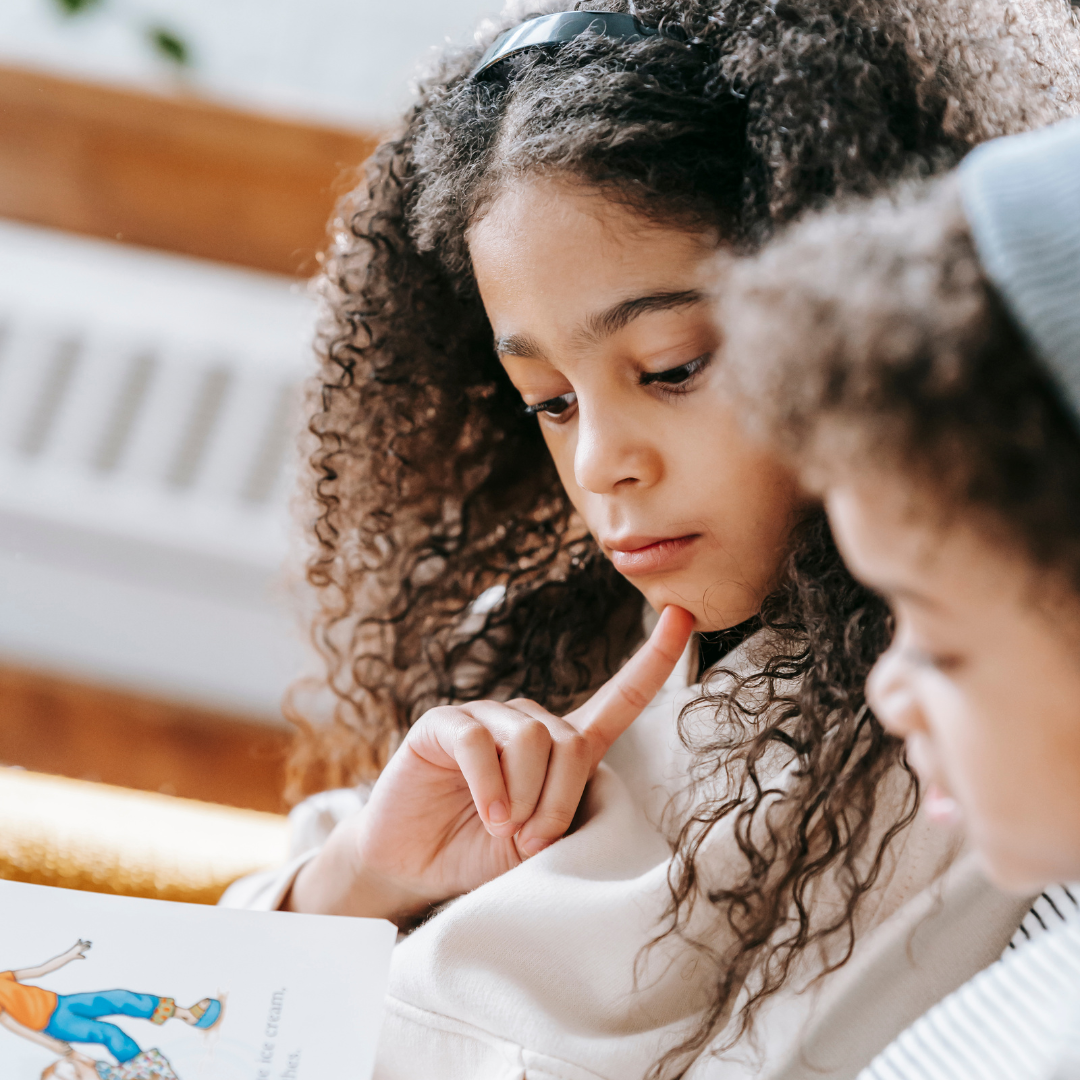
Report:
898,640,967,675
520,354,712,419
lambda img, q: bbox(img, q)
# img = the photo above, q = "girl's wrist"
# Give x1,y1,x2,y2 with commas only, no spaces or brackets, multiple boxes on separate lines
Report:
284,831,429,928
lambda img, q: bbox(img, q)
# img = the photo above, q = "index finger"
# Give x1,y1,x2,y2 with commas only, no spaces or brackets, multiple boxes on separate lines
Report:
568,605,694,769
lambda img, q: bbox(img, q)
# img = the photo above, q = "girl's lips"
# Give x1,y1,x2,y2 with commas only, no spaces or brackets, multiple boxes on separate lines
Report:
607,535,700,576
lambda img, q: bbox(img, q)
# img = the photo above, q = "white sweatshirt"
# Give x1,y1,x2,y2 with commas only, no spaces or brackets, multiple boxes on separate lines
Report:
222,636,1033,1079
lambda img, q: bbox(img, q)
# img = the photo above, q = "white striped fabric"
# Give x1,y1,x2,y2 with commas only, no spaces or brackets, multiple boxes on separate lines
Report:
859,890,1080,1080
1006,884,1080,953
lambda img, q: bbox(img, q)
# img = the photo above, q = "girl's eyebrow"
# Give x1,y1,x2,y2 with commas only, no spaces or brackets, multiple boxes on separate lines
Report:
494,289,704,358
495,332,545,358
583,289,704,341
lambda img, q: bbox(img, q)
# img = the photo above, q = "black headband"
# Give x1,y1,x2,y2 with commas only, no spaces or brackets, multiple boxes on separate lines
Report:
470,11,659,80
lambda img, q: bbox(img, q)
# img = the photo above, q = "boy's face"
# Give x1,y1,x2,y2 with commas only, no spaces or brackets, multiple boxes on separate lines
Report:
827,477,1080,892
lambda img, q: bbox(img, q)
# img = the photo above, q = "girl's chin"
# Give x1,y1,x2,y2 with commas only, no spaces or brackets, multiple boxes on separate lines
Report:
640,592,761,635
923,783,963,826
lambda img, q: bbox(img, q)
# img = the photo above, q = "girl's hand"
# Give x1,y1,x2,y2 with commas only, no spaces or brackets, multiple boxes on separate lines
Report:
287,605,694,925
68,941,91,959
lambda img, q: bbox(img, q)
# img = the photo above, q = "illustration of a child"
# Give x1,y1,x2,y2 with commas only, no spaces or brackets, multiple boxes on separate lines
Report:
0,941,220,1075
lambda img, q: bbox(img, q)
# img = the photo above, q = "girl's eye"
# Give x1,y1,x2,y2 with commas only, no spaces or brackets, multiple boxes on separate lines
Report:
639,353,711,392
523,391,577,421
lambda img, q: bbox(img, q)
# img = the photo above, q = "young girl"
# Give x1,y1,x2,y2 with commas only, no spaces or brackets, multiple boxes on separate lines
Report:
223,2,1080,1076
712,115,1080,1078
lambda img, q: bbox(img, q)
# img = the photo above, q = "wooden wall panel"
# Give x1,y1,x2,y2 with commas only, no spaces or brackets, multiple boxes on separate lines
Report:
0,68,364,809
0,65,379,275
0,664,290,813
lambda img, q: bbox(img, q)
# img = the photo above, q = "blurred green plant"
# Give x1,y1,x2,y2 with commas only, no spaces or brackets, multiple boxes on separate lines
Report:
49,0,192,68
147,27,189,66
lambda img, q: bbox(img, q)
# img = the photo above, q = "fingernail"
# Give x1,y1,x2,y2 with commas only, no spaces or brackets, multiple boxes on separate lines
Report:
488,801,509,824
521,837,552,858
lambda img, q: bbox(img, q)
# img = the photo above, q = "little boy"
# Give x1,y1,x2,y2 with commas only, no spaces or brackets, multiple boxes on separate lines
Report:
713,116,1080,1077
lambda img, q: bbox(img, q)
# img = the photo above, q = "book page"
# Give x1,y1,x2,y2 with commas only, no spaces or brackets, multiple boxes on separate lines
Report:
0,880,396,1080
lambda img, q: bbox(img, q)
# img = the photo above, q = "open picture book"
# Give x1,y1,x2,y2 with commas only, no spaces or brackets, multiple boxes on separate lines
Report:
0,880,396,1080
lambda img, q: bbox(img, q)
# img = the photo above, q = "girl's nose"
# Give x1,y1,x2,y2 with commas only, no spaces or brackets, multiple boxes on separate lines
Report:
573,399,661,494
866,647,925,739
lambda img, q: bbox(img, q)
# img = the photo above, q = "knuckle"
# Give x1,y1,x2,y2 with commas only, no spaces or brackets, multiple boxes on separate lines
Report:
509,799,541,822
560,734,592,769
454,722,494,752
616,680,650,713
422,705,464,727
513,718,552,752
506,697,539,710
529,808,575,838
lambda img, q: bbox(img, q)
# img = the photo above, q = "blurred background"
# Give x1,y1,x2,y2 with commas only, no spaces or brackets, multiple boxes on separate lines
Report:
0,0,491,824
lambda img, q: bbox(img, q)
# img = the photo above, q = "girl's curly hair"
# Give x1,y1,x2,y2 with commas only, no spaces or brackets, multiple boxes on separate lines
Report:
288,0,1079,1069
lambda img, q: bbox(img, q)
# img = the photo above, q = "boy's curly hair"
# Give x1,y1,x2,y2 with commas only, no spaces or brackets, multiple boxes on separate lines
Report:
717,176,1080,597
290,0,1078,1070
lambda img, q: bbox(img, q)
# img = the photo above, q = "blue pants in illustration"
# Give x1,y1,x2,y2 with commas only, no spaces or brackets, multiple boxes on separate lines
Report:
44,990,161,1063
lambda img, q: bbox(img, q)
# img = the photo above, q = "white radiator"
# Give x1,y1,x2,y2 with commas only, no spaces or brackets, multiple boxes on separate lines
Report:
0,220,314,721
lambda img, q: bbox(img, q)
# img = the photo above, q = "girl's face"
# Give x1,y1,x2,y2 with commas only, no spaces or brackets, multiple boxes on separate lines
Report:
468,178,801,632
827,476,1080,892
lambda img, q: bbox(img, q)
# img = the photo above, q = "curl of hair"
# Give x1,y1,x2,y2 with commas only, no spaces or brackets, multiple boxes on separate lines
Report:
288,0,1080,1066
